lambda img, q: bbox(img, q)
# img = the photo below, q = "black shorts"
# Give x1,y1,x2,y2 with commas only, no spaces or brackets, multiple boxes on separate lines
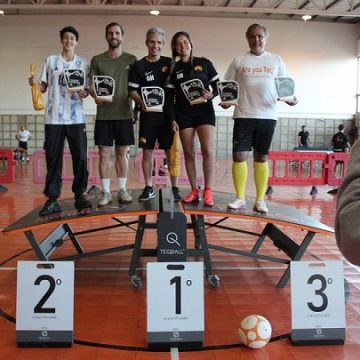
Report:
94,119,135,147
19,141,28,151
175,103,216,130
233,118,277,155
139,118,173,150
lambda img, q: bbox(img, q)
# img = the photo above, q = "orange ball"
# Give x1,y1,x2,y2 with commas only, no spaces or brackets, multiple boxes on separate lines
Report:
238,314,272,349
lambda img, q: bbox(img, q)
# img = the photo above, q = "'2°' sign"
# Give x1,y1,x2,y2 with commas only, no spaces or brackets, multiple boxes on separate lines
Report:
16,261,74,347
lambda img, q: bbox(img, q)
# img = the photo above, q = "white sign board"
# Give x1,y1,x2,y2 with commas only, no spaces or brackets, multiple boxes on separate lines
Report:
291,261,345,345
16,261,74,347
147,262,204,349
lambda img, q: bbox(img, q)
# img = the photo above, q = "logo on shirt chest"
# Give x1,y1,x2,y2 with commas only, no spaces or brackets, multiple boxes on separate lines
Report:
145,71,155,82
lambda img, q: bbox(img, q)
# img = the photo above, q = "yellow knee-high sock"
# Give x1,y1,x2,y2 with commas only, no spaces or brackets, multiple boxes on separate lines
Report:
232,162,247,199
254,162,269,201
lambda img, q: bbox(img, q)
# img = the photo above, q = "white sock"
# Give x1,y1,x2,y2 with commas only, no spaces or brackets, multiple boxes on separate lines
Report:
101,178,111,193
118,177,127,190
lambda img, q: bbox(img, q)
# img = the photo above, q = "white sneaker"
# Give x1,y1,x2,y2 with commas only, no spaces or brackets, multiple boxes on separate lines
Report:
98,192,112,207
227,197,246,210
253,200,268,214
117,189,132,203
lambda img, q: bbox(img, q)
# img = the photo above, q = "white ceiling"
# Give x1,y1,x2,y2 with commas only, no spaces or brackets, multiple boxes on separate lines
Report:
0,0,360,24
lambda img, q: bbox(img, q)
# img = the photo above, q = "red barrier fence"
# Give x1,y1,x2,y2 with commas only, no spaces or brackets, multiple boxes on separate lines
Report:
32,149,100,185
0,148,16,184
30,149,349,189
268,151,349,188
134,149,204,186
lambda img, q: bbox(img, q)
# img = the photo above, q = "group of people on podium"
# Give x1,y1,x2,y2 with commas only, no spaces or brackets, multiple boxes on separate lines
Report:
28,22,297,217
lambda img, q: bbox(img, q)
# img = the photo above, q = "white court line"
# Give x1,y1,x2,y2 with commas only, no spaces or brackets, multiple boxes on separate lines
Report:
170,347,179,360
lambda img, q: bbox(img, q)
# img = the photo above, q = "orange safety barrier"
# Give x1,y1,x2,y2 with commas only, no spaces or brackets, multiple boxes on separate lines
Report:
134,149,204,186
268,151,329,186
326,152,350,187
32,149,100,185
0,148,16,184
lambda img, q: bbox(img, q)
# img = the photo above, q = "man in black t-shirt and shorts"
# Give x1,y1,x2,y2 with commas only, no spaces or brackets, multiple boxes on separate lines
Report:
128,27,181,202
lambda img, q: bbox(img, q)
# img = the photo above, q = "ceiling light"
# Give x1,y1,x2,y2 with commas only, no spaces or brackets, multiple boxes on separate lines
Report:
0,10,4,16
302,15,312,22
150,9,160,16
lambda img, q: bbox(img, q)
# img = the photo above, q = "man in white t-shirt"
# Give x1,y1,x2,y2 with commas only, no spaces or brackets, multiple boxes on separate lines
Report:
222,23,298,214
28,26,92,216
16,126,31,162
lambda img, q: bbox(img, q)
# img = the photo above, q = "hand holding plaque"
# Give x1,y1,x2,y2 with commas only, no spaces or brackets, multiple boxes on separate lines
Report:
217,81,239,106
64,69,85,91
141,86,164,112
275,77,296,102
180,79,206,105
93,75,115,103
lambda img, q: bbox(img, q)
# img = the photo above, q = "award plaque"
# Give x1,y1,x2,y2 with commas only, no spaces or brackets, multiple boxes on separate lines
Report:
64,69,85,91
141,86,164,112
93,75,115,102
275,77,295,101
217,80,239,106
180,79,206,105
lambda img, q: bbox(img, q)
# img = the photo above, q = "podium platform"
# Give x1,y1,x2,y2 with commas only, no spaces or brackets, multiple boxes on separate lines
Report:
3,189,334,289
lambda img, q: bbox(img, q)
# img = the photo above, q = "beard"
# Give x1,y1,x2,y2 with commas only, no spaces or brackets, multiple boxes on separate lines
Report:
108,39,122,49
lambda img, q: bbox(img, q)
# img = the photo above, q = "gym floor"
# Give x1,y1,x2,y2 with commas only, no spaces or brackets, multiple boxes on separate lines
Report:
0,157,359,359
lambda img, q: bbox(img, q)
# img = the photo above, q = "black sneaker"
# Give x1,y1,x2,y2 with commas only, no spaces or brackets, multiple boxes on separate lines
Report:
74,193,92,212
138,186,155,201
39,198,62,217
172,186,182,202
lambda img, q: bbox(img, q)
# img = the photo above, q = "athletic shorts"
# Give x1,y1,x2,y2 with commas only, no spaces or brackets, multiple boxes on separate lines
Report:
232,118,277,155
94,119,135,147
175,103,216,130
139,118,173,150
19,141,28,151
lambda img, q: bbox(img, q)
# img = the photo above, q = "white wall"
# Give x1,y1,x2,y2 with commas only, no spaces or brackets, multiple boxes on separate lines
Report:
0,15,359,118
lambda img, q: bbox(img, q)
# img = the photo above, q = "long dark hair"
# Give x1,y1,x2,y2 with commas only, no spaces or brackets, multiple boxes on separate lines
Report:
170,31,194,75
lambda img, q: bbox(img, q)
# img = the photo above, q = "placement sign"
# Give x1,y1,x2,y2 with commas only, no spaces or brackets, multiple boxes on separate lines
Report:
16,261,74,347
147,262,204,349
290,261,345,345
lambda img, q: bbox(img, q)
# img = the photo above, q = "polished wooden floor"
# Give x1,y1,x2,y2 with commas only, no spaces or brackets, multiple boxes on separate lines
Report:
0,158,359,359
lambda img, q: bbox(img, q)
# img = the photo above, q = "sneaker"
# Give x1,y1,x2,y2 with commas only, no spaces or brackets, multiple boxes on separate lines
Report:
182,188,200,203
39,198,62,216
98,192,112,207
138,186,155,202
203,188,214,206
253,200,268,214
74,193,92,212
118,188,132,203
227,197,246,210
172,186,182,202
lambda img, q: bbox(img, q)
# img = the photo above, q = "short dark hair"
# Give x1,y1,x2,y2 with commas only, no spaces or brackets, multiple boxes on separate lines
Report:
60,26,79,41
106,22,124,36
339,124,344,131
246,24,269,39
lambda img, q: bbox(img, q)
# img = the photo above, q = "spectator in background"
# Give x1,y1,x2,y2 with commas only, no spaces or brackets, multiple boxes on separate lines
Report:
332,124,350,153
15,125,32,162
298,125,311,148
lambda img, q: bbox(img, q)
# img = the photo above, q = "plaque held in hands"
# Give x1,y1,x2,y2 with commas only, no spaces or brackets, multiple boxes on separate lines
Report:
275,77,295,102
141,86,164,112
93,75,115,102
217,80,239,106
64,69,85,91
180,79,206,105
